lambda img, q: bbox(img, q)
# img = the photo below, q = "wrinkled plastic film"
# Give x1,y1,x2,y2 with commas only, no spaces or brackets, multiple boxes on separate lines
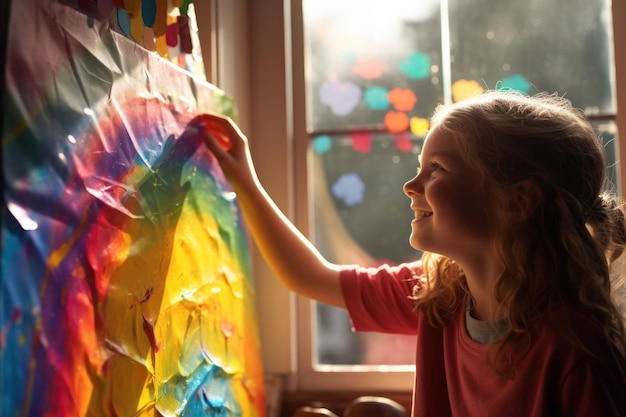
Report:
1,1,265,416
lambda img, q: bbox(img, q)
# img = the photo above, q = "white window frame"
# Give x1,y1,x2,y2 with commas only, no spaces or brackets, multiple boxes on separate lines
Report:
200,0,626,392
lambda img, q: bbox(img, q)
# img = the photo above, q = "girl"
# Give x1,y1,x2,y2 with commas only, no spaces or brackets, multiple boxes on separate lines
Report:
198,90,626,416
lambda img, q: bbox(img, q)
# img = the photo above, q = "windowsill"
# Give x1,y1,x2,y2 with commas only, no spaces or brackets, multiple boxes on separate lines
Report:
279,391,413,417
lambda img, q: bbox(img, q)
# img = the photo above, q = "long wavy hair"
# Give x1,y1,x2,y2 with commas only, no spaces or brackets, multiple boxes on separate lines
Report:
413,90,626,374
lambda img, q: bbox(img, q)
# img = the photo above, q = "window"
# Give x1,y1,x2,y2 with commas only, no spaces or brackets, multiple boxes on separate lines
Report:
289,0,620,390
233,0,626,392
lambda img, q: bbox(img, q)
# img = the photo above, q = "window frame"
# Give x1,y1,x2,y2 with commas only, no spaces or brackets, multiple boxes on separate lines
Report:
207,0,626,392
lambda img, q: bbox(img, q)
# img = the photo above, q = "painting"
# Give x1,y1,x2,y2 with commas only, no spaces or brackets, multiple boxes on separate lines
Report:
1,0,266,415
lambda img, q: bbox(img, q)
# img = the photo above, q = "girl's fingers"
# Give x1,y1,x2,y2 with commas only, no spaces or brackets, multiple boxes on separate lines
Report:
188,114,233,151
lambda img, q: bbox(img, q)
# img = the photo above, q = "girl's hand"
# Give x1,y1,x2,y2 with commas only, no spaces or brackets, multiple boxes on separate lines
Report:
186,113,257,190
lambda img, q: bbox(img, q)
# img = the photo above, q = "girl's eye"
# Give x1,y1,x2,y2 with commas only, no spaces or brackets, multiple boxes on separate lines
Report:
416,161,443,175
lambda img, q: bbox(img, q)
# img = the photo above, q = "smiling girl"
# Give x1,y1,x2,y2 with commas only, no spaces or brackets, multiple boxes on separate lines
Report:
199,90,626,416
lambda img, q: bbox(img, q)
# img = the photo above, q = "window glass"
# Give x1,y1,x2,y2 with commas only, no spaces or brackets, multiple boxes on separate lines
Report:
303,0,616,367
304,0,442,132
448,0,614,113
594,120,619,190
310,132,424,365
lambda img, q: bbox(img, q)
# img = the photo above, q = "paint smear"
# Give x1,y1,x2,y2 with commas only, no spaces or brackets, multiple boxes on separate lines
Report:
2,2,265,416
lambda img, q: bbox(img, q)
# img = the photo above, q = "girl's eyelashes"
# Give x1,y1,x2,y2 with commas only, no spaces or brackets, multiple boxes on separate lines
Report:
416,161,443,175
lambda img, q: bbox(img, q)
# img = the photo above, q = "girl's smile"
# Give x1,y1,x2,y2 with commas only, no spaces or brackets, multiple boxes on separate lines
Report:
411,209,433,223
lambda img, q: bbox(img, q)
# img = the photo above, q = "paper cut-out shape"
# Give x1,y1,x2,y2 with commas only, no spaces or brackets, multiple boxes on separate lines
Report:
388,88,417,112
499,73,532,94
352,57,385,80
451,79,484,103
319,80,362,116
393,133,413,152
313,135,333,154
364,86,390,111
410,117,430,136
350,132,373,153
384,111,410,133
332,173,365,206
399,52,431,80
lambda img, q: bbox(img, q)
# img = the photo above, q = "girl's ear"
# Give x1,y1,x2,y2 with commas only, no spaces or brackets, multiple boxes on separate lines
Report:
506,179,543,223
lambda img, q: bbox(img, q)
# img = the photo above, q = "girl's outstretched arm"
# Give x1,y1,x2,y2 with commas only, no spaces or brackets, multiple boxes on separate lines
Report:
194,113,346,308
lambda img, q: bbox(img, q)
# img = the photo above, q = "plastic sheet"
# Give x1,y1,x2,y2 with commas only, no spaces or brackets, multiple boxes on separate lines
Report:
1,1,265,415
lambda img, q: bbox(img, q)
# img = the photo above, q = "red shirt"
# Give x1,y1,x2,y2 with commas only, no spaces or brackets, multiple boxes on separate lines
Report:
340,263,626,417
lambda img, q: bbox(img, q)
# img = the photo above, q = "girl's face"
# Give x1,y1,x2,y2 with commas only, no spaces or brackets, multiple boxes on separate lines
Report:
403,126,498,261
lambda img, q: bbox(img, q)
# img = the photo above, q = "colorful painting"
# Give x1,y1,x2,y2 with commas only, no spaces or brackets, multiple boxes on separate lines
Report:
1,0,265,416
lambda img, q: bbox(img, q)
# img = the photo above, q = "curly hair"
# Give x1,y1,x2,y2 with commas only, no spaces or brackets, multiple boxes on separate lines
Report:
413,90,626,374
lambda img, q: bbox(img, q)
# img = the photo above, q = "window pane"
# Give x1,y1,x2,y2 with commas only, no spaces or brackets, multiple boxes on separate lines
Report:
303,0,617,368
448,0,615,113
303,0,443,132
310,133,423,264
594,120,619,190
310,132,424,365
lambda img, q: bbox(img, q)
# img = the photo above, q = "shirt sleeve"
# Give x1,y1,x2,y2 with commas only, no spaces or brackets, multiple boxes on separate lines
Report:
339,263,423,335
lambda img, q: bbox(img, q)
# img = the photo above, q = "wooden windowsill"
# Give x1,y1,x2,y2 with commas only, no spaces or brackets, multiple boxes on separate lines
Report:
279,391,413,417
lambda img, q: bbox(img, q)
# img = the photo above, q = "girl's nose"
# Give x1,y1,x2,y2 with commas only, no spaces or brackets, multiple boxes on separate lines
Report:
403,174,423,197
